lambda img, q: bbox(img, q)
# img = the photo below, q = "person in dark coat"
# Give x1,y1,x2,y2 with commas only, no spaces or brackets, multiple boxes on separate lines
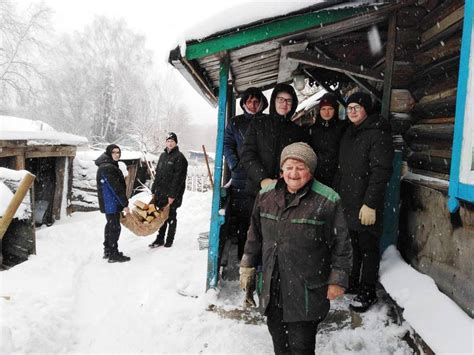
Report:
240,142,352,354
240,83,310,212
309,92,348,187
334,92,394,312
149,132,188,248
224,87,268,260
96,144,131,263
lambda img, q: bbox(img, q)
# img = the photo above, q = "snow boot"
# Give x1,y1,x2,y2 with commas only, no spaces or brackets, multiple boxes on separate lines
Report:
164,239,173,248
108,251,131,263
149,237,164,248
349,292,377,313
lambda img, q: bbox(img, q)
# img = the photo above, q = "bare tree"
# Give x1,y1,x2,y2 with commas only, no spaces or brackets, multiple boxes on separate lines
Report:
0,0,51,105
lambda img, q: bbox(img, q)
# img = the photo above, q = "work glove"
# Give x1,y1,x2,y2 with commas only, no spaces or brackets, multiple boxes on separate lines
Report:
359,204,376,225
260,178,276,189
240,267,256,308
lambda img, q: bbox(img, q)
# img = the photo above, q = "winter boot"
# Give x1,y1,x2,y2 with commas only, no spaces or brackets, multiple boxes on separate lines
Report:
108,251,131,263
164,238,173,248
349,291,377,312
149,237,165,248
103,249,111,259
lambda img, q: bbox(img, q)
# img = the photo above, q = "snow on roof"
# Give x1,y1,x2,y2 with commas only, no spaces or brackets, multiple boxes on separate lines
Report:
297,90,328,113
178,1,384,49
75,148,143,162
0,115,88,146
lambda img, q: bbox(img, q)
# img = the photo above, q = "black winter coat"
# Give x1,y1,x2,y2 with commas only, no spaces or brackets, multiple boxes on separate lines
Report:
223,96,268,190
95,153,128,214
309,116,348,187
240,83,309,197
241,179,352,322
334,114,394,233
151,146,188,208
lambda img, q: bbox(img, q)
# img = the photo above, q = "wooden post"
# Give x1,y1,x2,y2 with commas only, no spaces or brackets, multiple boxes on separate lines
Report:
202,145,214,189
381,13,397,120
0,172,36,240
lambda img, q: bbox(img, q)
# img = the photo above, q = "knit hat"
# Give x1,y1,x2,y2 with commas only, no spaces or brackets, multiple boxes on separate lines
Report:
346,92,372,114
319,93,338,110
105,144,121,158
166,132,178,144
280,142,317,173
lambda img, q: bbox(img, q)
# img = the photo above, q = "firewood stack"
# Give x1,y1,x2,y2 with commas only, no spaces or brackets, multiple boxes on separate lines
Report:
132,200,161,224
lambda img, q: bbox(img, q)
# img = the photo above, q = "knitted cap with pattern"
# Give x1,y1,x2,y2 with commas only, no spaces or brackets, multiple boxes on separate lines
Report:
280,142,317,173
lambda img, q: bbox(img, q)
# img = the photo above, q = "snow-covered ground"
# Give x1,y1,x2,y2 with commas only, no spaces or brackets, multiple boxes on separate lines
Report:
1,191,472,354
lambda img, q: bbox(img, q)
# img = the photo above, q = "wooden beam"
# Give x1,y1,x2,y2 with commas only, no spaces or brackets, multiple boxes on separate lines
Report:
287,52,384,81
277,41,308,83
421,5,464,43
52,157,66,221
302,68,346,106
381,13,397,120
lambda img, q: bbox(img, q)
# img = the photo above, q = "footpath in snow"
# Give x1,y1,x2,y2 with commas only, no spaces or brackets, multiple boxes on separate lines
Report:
1,190,467,354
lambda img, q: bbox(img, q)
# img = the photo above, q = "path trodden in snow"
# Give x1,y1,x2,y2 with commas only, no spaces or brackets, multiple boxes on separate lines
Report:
1,191,417,354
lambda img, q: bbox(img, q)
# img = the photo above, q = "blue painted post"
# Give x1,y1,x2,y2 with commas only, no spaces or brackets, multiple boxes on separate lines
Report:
380,150,403,253
206,57,229,290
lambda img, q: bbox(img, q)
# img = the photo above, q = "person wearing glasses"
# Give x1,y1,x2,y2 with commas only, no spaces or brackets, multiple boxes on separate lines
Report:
96,144,131,263
241,83,309,213
309,92,348,187
334,92,394,312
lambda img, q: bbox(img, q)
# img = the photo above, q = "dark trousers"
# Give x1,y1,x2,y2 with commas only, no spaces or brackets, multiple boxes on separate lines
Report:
266,301,319,355
229,187,249,260
349,229,380,294
104,213,121,253
157,205,178,242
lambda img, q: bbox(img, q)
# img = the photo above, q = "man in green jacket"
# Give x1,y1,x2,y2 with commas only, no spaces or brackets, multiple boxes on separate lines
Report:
240,142,352,354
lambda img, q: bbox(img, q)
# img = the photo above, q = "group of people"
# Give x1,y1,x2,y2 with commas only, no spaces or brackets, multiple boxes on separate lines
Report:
224,84,393,353
95,132,188,263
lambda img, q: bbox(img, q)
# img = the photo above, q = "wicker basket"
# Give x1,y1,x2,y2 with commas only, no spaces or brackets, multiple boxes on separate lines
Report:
120,205,170,236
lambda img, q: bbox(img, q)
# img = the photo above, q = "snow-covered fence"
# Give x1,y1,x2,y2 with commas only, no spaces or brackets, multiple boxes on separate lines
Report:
186,164,212,193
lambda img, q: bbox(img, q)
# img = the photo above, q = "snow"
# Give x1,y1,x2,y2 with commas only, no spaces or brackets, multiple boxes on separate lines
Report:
0,168,31,220
0,115,88,146
3,189,470,354
380,246,474,355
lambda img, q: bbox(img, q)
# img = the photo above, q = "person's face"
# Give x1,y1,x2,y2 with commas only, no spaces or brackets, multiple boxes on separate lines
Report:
245,96,261,114
111,148,121,162
275,92,293,116
166,139,177,150
347,103,368,125
320,105,336,121
281,158,313,193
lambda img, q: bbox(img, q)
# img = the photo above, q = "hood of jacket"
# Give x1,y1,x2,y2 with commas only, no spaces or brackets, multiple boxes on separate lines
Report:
269,83,298,119
239,87,269,117
95,152,118,167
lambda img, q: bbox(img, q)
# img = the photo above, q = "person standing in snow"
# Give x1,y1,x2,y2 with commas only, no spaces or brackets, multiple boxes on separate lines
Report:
96,144,131,263
308,92,347,187
149,132,188,248
334,92,394,312
240,83,310,213
223,87,268,260
240,142,352,354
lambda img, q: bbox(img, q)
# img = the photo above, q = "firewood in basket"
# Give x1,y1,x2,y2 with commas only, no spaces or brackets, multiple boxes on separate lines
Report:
153,211,161,218
134,200,149,210
145,215,155,223
147,204,156,213
133,208,148,221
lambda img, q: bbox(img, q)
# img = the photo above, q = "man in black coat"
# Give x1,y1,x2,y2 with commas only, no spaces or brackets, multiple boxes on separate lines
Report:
309,92,348,187
334,92,394,312
240,83,310,211
96,144,131,263
224,87,268,260
149,132,188,248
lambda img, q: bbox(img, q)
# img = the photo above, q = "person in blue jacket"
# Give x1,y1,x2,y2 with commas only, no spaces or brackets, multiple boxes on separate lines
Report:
223,87,268,260
96,144,131,263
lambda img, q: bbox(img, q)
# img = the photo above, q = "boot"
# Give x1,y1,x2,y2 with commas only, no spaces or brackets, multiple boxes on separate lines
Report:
349,291,377,312
103,249,111,259
149,236,164,248
108,251,131,263
164,238,173,248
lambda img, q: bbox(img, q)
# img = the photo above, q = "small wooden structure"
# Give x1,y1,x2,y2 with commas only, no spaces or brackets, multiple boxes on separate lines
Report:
168,0,473,318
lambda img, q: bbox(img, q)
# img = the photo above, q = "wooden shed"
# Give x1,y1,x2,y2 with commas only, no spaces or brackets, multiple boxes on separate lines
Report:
168,0,473,317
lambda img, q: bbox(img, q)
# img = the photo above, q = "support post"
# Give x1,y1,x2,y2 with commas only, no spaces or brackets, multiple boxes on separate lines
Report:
206,55,229,291
381,13,397,120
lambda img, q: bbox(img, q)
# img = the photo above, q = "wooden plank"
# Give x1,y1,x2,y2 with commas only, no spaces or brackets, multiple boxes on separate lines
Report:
277,41,308,83
125,163,138,198
418,87,457,104
234,72,278,85
14,155,25,170
0,148,24,158
232,57,280,74
382,13,397,120
414,34,461,66
287,52,384,81
420,0,464,31
230,41,280,59
421,5,464,43
25,150,76,158
417,117,454,125
52,157,66,221
237,77,278,92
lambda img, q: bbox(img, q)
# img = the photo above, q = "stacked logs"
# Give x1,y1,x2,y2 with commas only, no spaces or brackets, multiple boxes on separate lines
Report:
132,200,161,224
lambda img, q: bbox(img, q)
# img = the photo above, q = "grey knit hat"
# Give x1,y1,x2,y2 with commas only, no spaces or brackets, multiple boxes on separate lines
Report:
280,142,317,173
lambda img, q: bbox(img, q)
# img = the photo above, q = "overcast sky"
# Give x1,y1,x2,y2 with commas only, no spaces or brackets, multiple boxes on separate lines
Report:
18,0,257,126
